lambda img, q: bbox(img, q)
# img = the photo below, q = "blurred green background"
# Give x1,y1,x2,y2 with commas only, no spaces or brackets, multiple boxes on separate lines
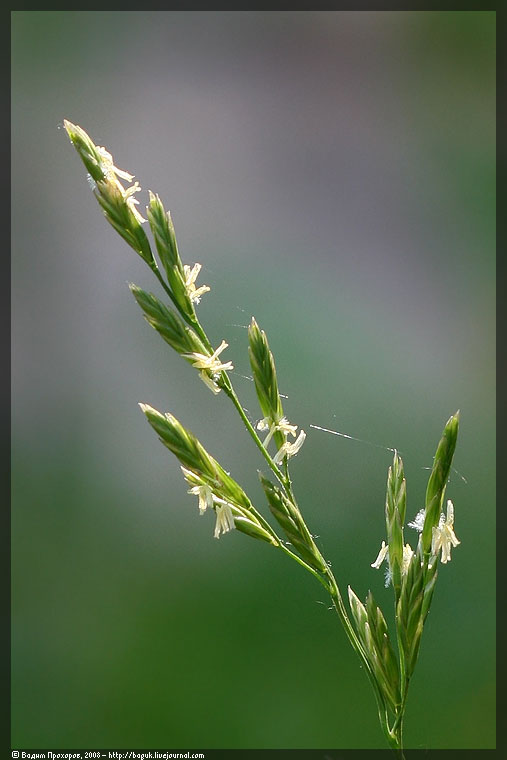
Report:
11,11,495,750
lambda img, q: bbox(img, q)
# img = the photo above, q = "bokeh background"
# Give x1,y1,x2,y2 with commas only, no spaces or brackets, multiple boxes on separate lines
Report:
11,11,495,750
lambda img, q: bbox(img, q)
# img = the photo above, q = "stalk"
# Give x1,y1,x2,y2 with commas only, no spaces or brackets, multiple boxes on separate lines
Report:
64,119,461,752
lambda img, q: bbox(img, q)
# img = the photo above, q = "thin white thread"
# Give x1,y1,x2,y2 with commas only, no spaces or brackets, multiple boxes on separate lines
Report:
241,406,254,423
421,466,468,484
451,467,468,483
230,371,288,399
310,424,399,454
231,371,254,382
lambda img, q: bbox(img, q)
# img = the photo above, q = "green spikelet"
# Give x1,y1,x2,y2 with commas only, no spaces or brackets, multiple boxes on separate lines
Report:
385,452,407,599
130,284,205,357
259,475,326,572
146,192,195,318
248,318,286,451
64,119,154,266
421,412,459,555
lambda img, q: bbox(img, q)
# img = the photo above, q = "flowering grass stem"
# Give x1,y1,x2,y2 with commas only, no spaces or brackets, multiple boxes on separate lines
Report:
64,120,461,751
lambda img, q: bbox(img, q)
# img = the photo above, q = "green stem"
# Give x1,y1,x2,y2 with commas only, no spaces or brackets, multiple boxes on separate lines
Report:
222,380,287,489
150,262,214,353
393,588,408,749
277,542,331,590
188,315,213,353
150,263,180,310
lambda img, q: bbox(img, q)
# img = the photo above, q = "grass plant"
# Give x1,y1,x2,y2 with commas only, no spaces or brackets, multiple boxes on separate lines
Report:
65,120,461,752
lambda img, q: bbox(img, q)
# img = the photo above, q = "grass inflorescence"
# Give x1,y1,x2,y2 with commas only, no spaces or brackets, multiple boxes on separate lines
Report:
64,119,461,752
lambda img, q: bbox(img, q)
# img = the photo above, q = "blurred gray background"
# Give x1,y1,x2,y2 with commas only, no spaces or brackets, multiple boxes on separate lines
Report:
12,11,495,749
